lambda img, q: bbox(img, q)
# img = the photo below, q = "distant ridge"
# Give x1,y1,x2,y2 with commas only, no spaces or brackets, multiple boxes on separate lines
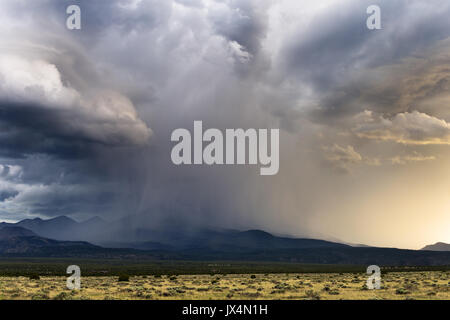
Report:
0,216,449,265
1,216,91,241
421,242,450,252
0,225,101,255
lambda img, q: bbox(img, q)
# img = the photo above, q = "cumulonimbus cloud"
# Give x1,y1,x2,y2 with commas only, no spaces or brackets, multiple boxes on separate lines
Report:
0,54,152,148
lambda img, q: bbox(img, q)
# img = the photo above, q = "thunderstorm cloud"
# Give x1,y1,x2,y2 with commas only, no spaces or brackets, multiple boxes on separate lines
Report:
0,0,449,248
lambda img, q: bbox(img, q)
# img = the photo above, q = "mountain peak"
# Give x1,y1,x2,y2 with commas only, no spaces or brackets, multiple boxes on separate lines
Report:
421,242,450,251
49,216,76,223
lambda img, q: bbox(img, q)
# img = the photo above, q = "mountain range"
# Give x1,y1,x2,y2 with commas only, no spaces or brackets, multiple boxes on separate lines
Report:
0,216,449,265
0,226,100,256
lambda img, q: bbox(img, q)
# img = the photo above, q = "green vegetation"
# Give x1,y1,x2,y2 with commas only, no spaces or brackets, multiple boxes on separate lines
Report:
0,258,447,277
118,274,130,282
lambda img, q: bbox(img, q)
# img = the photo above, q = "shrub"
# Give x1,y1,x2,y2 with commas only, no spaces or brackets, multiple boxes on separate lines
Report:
31,292,49,300
53,292,71,300
304,290,321,300
328,289,340,295
395,288,410,295
118,274,130,282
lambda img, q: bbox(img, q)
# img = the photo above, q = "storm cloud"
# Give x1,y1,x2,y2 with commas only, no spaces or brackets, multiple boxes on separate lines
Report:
0,0,449,248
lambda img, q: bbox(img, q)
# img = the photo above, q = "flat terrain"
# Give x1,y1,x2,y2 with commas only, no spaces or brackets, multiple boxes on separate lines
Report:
0,271,448,300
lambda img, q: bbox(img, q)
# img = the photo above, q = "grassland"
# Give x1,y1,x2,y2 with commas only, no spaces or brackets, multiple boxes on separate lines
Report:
0,259,447,300
0,271,448,300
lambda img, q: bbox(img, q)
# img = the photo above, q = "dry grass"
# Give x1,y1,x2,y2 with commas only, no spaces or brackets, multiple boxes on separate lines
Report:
0,271,448,300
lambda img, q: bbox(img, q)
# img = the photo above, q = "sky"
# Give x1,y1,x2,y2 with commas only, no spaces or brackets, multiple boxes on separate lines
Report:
0,0,449,249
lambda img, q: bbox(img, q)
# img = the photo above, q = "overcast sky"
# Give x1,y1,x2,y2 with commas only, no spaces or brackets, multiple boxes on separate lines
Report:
0,0,449,249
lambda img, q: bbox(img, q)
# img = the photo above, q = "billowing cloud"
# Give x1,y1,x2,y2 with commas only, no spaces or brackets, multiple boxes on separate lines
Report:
0,0,449,248
208,0,270,57
0,165,22,180
0,54,152,149
353,110,450,145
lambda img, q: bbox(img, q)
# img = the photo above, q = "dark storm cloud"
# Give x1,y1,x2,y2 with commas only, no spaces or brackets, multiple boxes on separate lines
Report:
0,190,18,202
0,97,151,220
282,0,450,93
0,0,449,247
307,40,450,127
0,101,97,159
209,0,270,56
0,98,152,160
17,185,116,217
0,0,155,221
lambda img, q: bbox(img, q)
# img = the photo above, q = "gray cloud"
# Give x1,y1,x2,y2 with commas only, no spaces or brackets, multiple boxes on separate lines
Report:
353,110,450,145
208,0,270,56
0,0,449,247
322,144,362,173
282,0,450,92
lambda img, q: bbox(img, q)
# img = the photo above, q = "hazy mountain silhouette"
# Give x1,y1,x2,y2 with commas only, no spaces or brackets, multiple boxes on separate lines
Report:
0,215,107,241
422,242,450,251
16,216,78,239
0,226,100,255
0,226,36,239
0,216,449,265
